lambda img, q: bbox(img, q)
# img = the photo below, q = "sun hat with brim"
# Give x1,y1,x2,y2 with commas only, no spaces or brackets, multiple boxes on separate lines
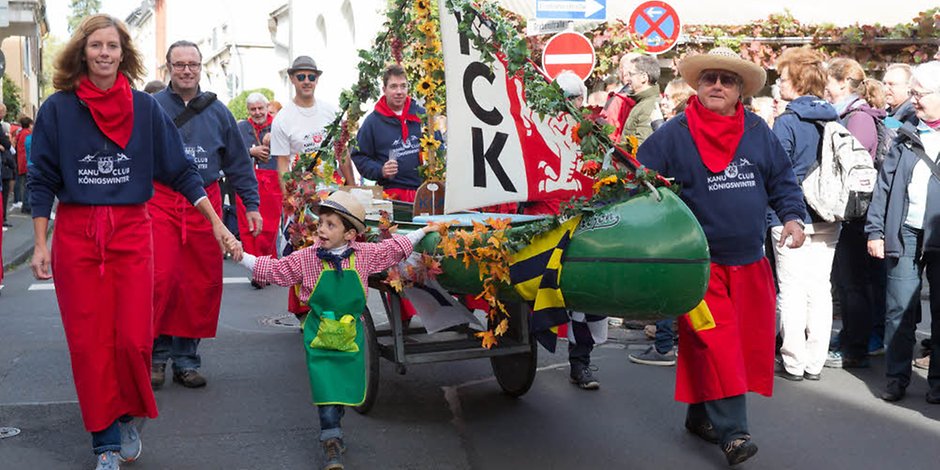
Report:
319,190,366,233
287,55,322,75
678,47,767,98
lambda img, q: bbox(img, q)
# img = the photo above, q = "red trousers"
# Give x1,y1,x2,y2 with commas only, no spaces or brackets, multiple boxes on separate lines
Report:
150,182,224,338
52,204,158,431
236,168,281,257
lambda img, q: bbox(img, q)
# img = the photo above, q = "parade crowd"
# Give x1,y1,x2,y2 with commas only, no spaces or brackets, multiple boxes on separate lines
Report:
0,11,937,470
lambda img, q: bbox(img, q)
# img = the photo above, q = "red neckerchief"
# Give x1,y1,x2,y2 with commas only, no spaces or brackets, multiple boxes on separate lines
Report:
75,74,134,148
685,96,745,173
249,114,273,144
373,96,420,140
924,118,940,130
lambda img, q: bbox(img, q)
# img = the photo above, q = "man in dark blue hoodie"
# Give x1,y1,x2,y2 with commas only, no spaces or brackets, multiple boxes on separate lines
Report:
151,40,261,389
352,65,424,203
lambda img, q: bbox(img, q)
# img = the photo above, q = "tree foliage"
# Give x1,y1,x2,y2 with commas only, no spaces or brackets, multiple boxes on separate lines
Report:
40,35,65,100
68,0,102,33
226,88,275,121
2,75,23,121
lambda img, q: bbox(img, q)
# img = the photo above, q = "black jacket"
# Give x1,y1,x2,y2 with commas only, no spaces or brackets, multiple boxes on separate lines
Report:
0,128,15,180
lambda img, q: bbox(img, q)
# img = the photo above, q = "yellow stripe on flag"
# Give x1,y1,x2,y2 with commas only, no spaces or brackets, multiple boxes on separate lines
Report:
688,300,716,331
510,216,582,301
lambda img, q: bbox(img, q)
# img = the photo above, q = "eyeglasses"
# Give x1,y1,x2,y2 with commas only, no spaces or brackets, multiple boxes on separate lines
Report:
294,73,319,82
910,89,936,100
170,62,201,72
699,70,743,88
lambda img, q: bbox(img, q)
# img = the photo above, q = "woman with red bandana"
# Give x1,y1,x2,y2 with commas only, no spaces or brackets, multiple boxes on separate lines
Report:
27,15,240,470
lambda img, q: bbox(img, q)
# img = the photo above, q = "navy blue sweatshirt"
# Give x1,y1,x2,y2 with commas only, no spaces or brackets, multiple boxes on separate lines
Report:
638,110,806,266
236,119,276,170
351,100,425,190
154,85,259,211
28,90,206,219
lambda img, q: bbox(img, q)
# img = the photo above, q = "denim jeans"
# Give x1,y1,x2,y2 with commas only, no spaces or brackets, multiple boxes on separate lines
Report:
654,319,675,354
884,225,939,390
834,220,887,360
318,405,345,441
14,174,28,211
152,335,201,371
91,416,131,454
687,394,748,446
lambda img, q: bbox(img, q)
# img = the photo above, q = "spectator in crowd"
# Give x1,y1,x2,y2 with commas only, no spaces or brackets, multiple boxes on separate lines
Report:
151,40,261,389
621,54,664,145
14,116,32,214
143,80,165,94
268,99,282,117
659,77,696,120
748,96,776,127
824,57,887,369
883,63,917,128
770,46,841,381
236,92,281,264
638,47,806,466
601,52,639,143
0,104,13,227
866,61,940,404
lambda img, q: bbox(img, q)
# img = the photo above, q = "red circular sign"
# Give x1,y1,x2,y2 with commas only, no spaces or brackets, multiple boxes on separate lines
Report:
629,1,681,54
541,31,596,81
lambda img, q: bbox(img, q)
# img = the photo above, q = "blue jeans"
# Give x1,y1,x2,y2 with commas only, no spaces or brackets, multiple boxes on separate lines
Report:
884,225,939,391
318,405,345,441
654,319,675,354
91,416,131,454
152,335,201,371
687,394,749,446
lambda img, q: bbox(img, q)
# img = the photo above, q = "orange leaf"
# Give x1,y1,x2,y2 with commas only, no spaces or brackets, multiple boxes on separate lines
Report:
494,319,509,336
485,217,512,231
475,330,498,349
438,236,459,258
385,268,404,293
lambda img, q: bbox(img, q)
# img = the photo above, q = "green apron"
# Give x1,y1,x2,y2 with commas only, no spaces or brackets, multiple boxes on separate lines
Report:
303,255,368,406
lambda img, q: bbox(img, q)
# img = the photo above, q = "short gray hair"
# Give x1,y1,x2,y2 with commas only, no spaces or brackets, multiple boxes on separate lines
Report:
911,61,940,94
555,70,587,99
246,92,269,106
631,55,661,85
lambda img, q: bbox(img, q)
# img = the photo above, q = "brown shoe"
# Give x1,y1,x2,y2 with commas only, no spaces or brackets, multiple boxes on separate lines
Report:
151,363,166,389
322,438,346,470
723,436,758,466
173,369,207,388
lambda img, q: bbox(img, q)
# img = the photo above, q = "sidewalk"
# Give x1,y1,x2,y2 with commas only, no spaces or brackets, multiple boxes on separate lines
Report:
1,205,37,272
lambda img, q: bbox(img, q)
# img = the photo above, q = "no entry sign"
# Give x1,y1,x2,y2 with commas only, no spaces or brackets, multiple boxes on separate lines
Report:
629,1,681,54
541,31,596,81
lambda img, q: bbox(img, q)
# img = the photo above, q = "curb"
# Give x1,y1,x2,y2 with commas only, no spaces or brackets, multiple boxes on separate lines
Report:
2,221,52,272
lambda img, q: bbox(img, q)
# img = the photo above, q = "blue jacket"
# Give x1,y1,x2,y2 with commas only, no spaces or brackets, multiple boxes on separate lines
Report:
770,95,840,226
28,90,206,219
154,85,259,210
236,119,276,170
638,110,806,266
865,122,940,255
351,100,425,190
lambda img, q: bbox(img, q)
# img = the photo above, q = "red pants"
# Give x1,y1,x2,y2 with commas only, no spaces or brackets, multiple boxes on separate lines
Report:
150,182,224,338
0,191,4,285
236,168,281,257
52,204,158,431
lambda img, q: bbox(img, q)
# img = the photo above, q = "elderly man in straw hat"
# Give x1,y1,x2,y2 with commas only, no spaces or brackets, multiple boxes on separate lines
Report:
637,47,807,466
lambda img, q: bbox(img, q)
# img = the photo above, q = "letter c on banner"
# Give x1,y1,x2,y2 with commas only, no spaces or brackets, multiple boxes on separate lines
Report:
463,62,503,126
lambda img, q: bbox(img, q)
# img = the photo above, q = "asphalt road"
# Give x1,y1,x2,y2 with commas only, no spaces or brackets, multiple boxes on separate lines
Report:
0,262,937,469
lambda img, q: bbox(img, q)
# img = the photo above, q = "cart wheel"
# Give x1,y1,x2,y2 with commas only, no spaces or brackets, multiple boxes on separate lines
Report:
490,338,538,397
353,307,379,414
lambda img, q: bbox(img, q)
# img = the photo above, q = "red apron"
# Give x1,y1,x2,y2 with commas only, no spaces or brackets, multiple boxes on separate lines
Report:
384,187,416,203
51,203,158,432
675,259,776,404
236,168,281,257
0,191,4,285
150,182,224,338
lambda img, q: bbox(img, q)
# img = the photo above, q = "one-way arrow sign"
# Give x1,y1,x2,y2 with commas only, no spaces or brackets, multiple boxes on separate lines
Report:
535,0,606,22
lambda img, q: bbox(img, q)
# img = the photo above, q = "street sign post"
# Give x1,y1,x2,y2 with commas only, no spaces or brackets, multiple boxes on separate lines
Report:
628,1,681,54
535,0,606,22
541,31,596,81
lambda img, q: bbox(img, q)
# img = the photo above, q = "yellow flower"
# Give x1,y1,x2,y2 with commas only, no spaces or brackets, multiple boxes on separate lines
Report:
592,175,619,193
425,100,442,115
418,21,437,36
428,39,442,53
415,76,438,97
423,57,443,73
414,0,432,18
420,133,441,152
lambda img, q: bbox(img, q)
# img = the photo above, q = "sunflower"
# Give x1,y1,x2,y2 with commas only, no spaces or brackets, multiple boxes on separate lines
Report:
412,43,427,58
428,39,442,53
420,133,441,152
592,175,619,193
415,76,438,97
422,57,443,73
425,100,442,115
418,21,437,37
414,0,432,18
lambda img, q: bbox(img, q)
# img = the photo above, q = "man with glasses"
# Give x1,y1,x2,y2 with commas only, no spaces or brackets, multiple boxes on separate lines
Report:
351,64,424,202
637,47,806,466
150,40,261,389
883,63,917,129
620,54,664,146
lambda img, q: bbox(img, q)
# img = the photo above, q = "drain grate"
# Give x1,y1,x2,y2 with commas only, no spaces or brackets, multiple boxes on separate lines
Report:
0,427,21,439
258,313,302,329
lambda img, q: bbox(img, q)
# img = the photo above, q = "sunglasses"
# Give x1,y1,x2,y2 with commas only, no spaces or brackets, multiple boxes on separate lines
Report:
699,70,743,88
295,73,319,82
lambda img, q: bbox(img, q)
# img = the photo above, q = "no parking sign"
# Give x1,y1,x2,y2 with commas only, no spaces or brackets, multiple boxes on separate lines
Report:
629,1,681,54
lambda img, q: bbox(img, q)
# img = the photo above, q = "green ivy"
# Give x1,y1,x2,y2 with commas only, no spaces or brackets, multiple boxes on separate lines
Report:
2,75,23,121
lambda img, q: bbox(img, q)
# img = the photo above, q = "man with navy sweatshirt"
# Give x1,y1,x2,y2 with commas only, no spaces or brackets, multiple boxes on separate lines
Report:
150,40,261,389
351,64,424,203
637,47,806,467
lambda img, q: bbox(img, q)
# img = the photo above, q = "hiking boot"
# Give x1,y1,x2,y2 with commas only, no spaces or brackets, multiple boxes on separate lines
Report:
881,381,906,402
95,451,121,470
723,436,758,466
684,415,719,444
628,346,676,366
118,418,143,462
569,365,600,390
824,351,842,368
914,356,930,370
150,363,166,389
173,369,207,388
322,438,346,470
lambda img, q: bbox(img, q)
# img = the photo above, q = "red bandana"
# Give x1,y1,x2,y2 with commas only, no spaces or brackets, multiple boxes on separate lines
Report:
249,114,273,144
684,96,745,173
75,74,134,149
374,96,421,140
924,118,940,130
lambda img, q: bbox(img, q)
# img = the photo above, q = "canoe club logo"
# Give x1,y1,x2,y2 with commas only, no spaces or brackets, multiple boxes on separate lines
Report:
575,212,621,235
77,152,132,185
707,157,757,192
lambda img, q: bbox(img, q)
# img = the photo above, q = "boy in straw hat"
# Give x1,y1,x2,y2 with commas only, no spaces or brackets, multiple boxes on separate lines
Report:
637,47,807,466
233,191,440,470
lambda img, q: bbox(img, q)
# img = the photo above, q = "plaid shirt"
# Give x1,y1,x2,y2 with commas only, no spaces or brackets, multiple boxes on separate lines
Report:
253,235,414,300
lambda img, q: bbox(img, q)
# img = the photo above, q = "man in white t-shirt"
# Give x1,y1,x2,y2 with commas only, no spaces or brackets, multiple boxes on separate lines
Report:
270,55,353,193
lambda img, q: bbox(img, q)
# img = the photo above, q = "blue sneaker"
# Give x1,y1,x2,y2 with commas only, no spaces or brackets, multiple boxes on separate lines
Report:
95,451,121,470
868,334,885,356
119,418,144,462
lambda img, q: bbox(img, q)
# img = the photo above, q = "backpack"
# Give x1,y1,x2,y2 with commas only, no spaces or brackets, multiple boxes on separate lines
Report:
801,120,878,222
601,90,635,143
872,117,896,168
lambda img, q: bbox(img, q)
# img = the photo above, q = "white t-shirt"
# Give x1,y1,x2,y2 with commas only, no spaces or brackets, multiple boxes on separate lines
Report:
904,124,940,229
270,99,339,157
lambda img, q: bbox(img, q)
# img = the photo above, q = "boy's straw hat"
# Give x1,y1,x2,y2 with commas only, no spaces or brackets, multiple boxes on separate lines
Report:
320,191,367,233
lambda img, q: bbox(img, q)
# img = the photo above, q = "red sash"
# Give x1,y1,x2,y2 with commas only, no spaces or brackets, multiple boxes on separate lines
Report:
51,203,158,431
236,168,281,257
675,259,776,404
150,182,224,338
